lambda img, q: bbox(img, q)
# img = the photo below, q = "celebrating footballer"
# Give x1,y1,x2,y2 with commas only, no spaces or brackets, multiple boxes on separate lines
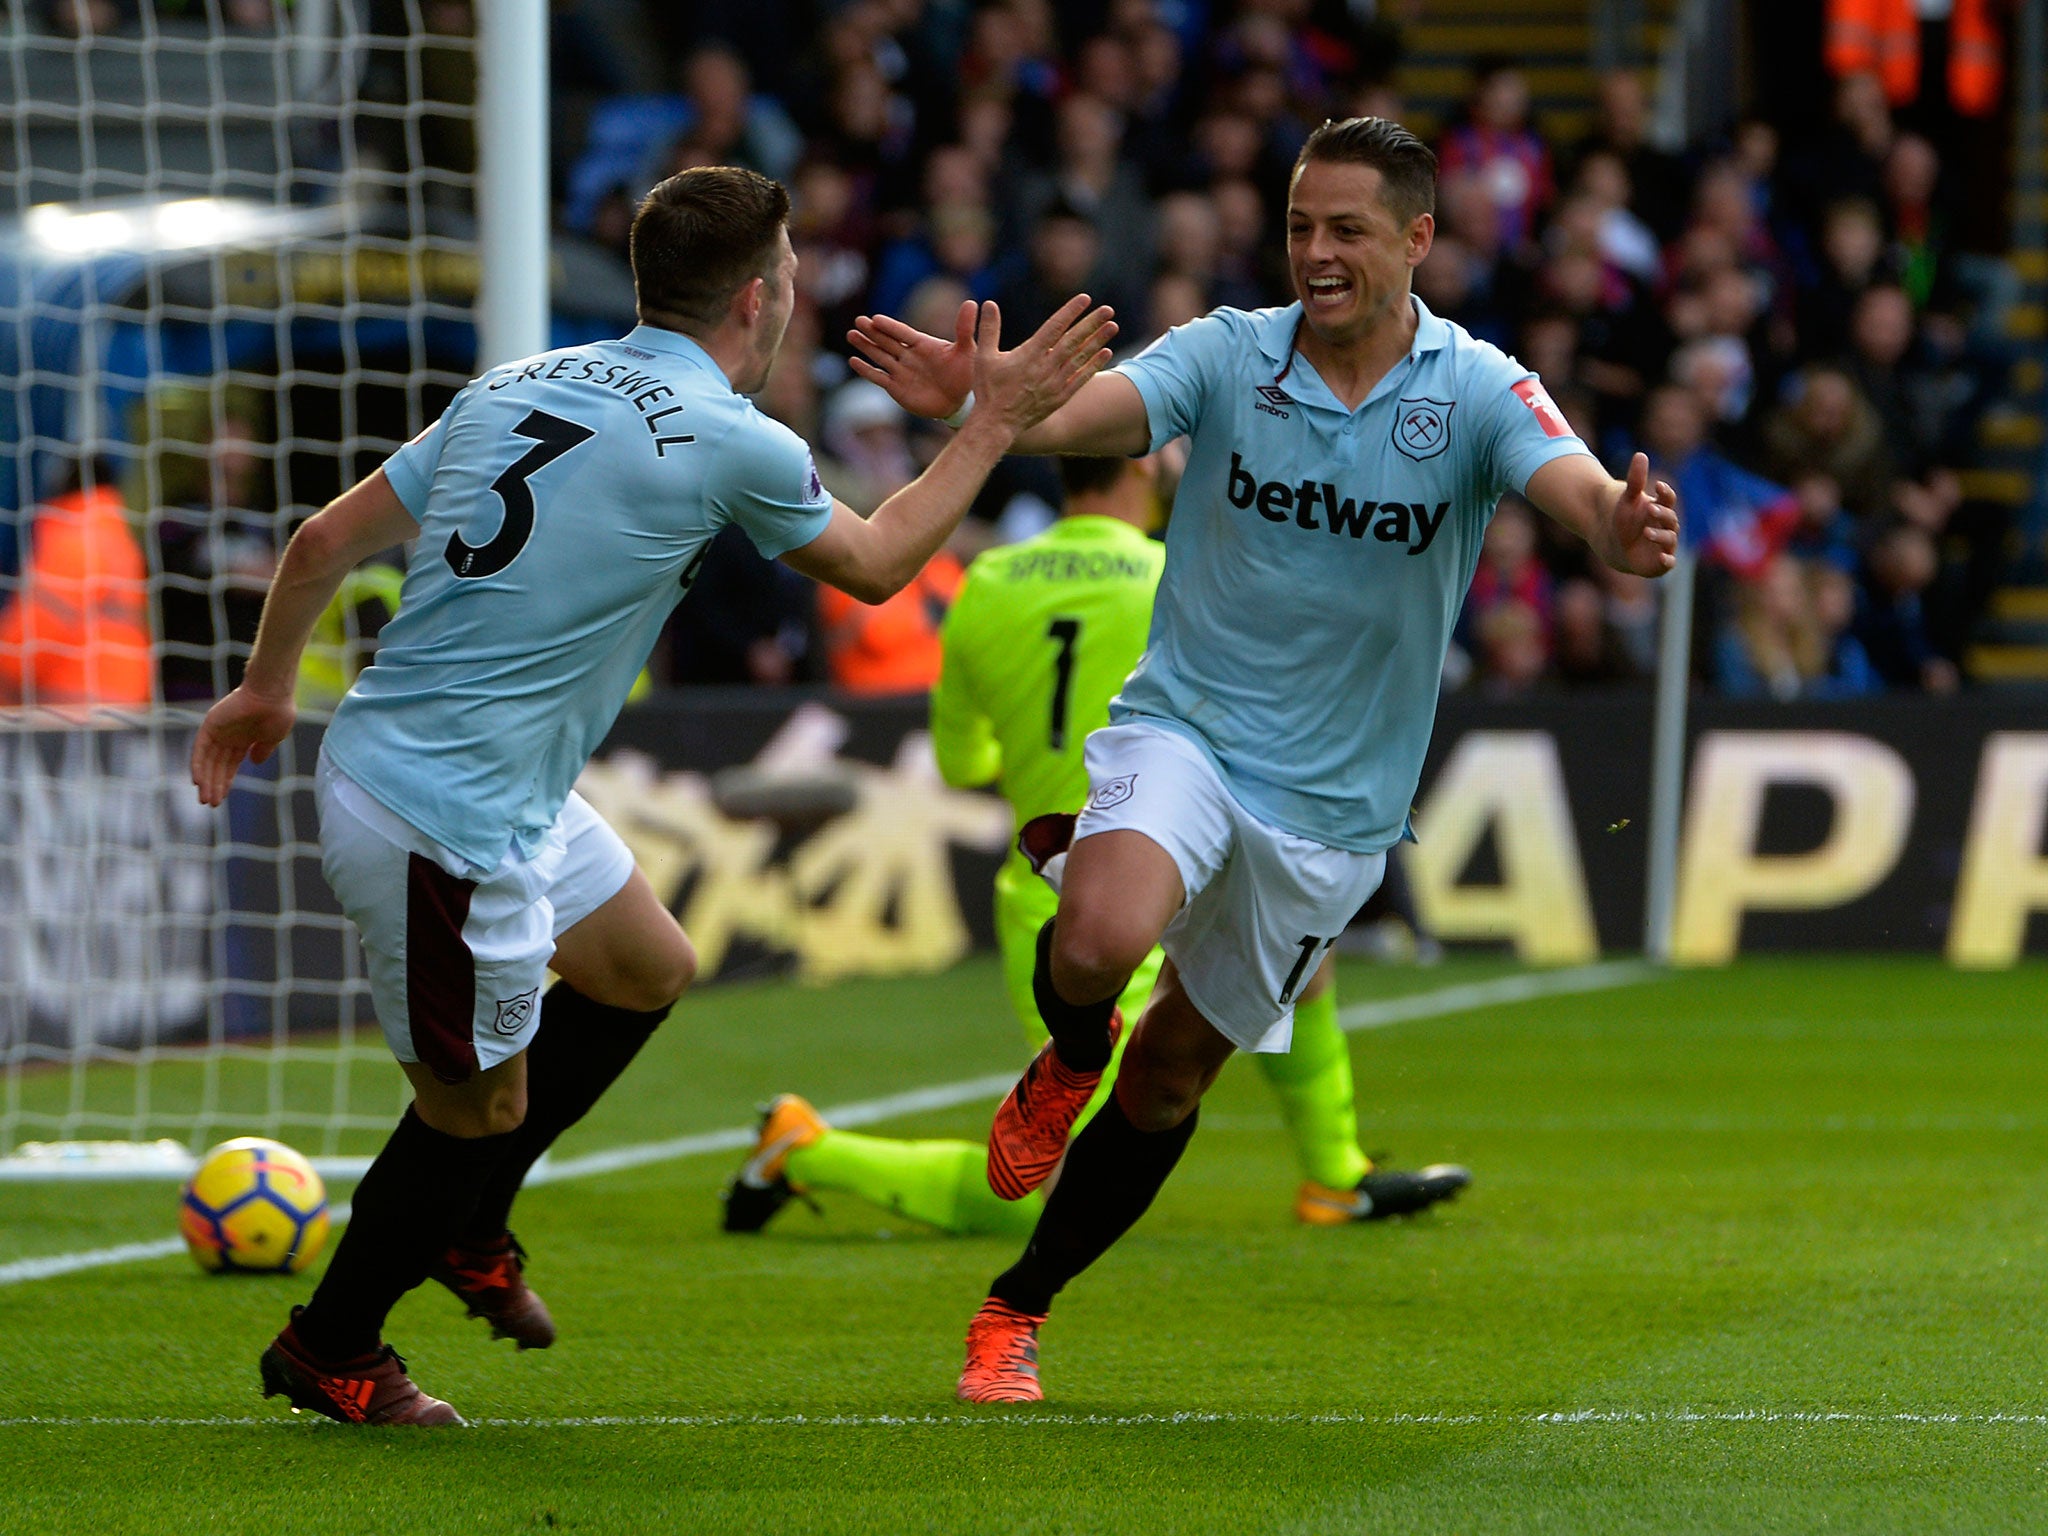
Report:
190,167,1115,1425
851,114,1681,1403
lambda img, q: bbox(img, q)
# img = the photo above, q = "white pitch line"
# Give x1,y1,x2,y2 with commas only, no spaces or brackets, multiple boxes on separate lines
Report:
2,1407,2044,1431
0,1237,189,1285
0,962,1652,1290
1336,960,1652,1033
0,1201,356,1287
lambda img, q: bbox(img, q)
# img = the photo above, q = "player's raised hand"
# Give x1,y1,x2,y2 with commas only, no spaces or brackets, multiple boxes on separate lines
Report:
1609,451,1680,577
968,295,1118,437
847,300,978,420
191,684,296,807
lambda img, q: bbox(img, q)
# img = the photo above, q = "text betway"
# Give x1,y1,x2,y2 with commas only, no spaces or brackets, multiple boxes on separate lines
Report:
1227,454,1447,554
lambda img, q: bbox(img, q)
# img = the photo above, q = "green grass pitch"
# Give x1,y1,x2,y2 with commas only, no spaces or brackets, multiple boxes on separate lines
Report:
4,955,2048,1534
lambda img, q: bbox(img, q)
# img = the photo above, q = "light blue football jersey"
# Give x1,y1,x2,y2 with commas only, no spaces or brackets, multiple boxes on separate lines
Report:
324,325,833,871
1110,297,1590,853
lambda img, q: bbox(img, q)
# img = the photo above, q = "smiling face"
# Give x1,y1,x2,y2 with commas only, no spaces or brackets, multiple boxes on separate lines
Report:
1286,158,1432,346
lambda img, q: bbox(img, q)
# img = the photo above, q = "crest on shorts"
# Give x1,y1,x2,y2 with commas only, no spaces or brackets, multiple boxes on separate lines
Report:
1089,774,1137,812
1392,397,1455,461
490,988,539,1037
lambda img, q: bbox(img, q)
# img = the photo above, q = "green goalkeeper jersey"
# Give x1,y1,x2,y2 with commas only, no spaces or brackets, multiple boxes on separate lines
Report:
930,515,1165,824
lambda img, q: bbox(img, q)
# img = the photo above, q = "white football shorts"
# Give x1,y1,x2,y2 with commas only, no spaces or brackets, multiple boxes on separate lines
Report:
1072,720,1386,1053
315,751,636,1082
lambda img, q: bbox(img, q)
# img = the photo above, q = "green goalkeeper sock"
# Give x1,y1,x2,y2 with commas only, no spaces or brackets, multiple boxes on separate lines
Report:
785,1130,1042,1239
1256,987,1369,1190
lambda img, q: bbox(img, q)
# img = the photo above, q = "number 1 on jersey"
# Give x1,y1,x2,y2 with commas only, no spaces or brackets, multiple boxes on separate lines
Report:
1047,617,1082,751
446,408,596,580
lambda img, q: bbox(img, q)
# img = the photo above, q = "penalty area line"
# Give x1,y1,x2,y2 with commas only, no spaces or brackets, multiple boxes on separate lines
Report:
1334,959,1652,1034
4,1407,2047,1431
0,961,1652,1290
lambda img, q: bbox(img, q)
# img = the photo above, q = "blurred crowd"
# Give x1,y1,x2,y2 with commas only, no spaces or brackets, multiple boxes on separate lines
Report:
535,0,2014,700
1439,64,2008,700
11,0,2020,707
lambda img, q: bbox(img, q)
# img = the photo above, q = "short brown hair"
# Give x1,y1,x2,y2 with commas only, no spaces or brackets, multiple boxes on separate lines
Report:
1292,117,1438,223
1058,455,1129,500
630,166,791,329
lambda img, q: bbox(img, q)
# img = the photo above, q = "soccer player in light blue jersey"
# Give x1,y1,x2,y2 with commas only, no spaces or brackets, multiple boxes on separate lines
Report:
190,166,1115,1425
852,117,1681,1403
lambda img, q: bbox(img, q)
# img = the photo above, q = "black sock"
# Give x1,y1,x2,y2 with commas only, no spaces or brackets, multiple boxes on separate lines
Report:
1031,919,1116,1073
989,1092,1198,1315
294,1107,514,1360
458,983,670,1243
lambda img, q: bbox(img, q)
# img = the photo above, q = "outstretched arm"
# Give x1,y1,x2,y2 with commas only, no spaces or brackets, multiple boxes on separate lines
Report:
849,301,1149,457
191,469,419,805
1525,451,1680,577
786,297,1116,602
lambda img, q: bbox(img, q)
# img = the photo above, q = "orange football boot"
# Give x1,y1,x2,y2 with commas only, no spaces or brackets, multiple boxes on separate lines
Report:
956,1298,1048,1403
985,1009,1123,1200
1295,1163,1472,1225
721,1093,828,1232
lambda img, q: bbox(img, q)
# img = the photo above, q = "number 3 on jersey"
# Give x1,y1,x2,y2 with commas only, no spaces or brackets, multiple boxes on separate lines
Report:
445,409,596,579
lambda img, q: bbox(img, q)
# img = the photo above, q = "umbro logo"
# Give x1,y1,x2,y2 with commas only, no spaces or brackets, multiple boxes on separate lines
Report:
1253,384,1293,420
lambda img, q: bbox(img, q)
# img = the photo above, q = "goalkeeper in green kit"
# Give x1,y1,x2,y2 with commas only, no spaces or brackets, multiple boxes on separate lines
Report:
722,453,1469,1237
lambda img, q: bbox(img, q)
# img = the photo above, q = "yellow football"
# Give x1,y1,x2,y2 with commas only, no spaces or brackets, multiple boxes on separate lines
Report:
178,1137,330,1275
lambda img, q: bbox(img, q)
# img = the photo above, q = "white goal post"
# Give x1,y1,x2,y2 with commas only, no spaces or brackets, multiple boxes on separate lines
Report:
0,0,553,1177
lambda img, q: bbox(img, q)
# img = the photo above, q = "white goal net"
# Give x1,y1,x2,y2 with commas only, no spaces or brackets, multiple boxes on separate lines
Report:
0,3,511,1174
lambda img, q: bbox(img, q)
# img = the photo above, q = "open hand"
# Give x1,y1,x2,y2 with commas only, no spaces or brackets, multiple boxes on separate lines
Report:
1609,452,1680,577
848,300,979,420
191,684,296,807
850,296,1116,428
964,295,1118,437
